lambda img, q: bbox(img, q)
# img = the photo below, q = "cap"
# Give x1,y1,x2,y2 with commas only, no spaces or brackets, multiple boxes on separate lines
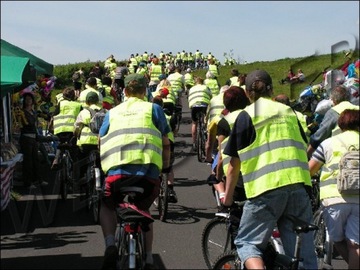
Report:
86,91,99,103
124,74,147,88
160,88,169,97
245,70,272,91
158,74,167,81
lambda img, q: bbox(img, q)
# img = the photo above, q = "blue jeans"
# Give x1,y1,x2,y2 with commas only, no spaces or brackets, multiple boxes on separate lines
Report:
235,183,317,269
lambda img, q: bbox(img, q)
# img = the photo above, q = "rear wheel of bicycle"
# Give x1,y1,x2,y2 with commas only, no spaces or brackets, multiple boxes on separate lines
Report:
157,175,169,222
197,116,206,162
212,250,241,270
313,209,333,268
91,189,101,224
117,226,128,269
202,217,232,269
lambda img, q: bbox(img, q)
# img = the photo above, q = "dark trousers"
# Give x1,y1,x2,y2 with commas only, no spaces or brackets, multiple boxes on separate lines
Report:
19,136,40,186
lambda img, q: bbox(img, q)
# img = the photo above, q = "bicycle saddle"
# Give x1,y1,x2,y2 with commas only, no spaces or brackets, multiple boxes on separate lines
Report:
287,214,318,233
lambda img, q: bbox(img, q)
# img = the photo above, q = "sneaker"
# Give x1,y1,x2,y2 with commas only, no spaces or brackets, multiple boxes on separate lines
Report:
168,189,178,203
101,245,118,270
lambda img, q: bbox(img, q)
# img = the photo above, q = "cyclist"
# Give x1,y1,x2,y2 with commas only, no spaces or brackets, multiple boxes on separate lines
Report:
78,77,104,108
225,68,241,87
99,74,171,269
148,57,164,93
184,68,195,96
74,92,104,177
308,109,359,269
223,70,317,269
152,95,178,203
188,77,212,151
204,71,220,97
51,87,82,170
307,85,359,159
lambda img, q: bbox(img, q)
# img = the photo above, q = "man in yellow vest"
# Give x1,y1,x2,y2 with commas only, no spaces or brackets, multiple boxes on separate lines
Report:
307,85,359,158
99,74,171,269
223,70,317,269
51,87,82,170
309,109,359,269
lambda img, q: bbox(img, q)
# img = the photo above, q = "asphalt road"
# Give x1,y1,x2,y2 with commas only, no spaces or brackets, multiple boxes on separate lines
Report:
1,94,347,269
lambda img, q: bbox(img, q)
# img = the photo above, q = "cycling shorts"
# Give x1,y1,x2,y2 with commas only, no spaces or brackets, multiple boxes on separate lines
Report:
102,174,160,211
191,104,208,122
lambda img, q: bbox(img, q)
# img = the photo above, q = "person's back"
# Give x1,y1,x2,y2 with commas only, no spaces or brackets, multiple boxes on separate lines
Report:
188,77,212,109
309,109,359,269
223,70,317,269
204,71,220,97
78,77,103,108
99,74,170,269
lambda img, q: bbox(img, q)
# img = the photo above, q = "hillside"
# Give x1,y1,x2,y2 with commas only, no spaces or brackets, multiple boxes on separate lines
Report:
53,50,358,101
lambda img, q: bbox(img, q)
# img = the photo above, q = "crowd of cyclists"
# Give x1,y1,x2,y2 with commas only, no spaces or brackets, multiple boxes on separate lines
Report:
16,48,359,269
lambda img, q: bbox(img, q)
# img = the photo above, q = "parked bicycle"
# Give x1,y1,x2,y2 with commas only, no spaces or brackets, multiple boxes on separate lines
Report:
212,214,318,270
115,186,154,269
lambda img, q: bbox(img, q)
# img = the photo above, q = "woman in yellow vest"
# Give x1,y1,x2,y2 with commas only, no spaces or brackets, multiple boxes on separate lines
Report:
223,70,317,269
51,87,82,170
309,109,359,269
98,74,171,269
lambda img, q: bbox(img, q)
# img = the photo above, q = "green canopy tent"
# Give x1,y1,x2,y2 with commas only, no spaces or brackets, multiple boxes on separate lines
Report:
1,39,54,143
1,39,53,77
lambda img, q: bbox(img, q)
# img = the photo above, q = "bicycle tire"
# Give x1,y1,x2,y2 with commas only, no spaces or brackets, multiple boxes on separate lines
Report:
59,155,69,201
212,250,241,270
197,114,206,162
91,188,101,224
158,174,169,222
313,209,333,268
117,225,128,269
201,217,232,269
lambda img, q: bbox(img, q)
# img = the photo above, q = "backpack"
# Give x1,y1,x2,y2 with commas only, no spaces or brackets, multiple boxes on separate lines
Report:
337,145,359,195
85,107,107,134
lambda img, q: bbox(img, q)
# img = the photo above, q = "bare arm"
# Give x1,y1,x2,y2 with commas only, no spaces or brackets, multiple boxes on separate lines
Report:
308,158,323,177
224,156,240,206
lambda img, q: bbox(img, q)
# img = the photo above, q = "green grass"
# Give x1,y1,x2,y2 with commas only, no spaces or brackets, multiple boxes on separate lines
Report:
52,50,358,103
192,50,358,101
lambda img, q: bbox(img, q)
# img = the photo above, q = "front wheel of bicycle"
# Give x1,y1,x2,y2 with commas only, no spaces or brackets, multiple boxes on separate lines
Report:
202,217,232,269
212,250,241,270
157,174,169,222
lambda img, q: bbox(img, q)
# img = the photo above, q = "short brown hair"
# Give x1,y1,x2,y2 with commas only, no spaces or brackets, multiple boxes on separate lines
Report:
223,86,250,112
338,109,360,132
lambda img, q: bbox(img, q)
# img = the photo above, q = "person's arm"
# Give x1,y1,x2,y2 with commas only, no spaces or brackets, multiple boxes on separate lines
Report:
224,156,240,206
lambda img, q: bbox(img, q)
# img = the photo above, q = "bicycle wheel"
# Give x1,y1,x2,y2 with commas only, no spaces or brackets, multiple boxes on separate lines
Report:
91,187,101,224
157,174,169,222
197,116,205,162
59,155,69,201
212,250,241,270
136,231,146,269
313,209,333,268
116,224,128,269
201,217,232,269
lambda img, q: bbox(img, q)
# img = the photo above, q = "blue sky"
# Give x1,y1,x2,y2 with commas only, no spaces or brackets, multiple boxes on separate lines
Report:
1,1,359,66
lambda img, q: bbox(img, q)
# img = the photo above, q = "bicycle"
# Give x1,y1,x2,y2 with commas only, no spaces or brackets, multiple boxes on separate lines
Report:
212,214,318,270
56,142,75,201
153,172,169,222
193,104,208,162
115,186,154,269
201,200,284,269
83,149,102,224
313,207,333,269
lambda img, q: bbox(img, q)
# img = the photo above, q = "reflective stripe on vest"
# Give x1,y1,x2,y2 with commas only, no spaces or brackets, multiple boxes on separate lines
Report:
208,93,224,124
237,98,311,198
100,98,162,173
188,85,212,108
319,131,359,200
77,104,101,146
208,65,218,77
53,100,81,134
150,65,162,82
331,102,359,136
205,79,220,96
